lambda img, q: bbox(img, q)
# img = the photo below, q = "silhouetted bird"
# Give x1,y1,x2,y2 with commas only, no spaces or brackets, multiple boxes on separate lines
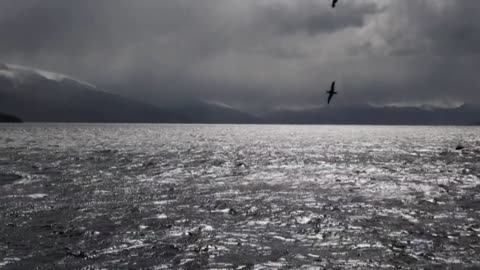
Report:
332,0,338,8
326,81,338,104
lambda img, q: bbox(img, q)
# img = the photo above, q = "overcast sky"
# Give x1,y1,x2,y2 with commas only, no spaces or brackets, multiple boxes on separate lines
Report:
0,0,479,110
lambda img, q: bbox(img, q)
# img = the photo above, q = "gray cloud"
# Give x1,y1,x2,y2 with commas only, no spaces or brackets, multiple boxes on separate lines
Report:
258,1,378,36
0,0,479,110
349,0,480,106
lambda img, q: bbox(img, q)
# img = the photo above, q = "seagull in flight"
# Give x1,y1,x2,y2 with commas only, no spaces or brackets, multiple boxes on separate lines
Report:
326,81,338,104
332,0,339,8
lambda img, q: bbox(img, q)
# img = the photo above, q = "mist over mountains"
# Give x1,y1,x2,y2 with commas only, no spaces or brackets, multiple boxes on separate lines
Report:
0,63,478,125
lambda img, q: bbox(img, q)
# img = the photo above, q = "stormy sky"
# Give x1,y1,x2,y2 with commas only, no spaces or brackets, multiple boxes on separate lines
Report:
0,0,479,110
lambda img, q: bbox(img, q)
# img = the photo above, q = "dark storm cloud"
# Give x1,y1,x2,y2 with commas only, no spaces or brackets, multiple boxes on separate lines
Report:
0,0,479,109
349,0,480,106
386,1,480,57
259,1,378,36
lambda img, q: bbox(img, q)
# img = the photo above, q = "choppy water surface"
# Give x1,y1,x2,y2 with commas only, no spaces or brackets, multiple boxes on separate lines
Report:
1,124,480,269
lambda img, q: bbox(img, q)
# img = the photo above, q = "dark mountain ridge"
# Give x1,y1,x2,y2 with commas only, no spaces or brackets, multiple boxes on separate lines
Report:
0,112,22,123
0,63,262,124
265,104,480,125
1,63,478,125
0,63,178,123
166,100,263,124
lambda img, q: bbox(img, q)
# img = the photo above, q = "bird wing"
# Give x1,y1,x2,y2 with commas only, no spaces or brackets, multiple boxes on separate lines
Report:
331,81,335,91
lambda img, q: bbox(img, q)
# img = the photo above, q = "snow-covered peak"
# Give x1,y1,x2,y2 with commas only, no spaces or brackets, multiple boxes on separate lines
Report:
0,63,96,89
0,63,16,80
202,100,235,109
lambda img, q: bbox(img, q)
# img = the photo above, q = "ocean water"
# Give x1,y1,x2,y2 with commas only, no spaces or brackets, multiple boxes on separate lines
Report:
1,124,480,269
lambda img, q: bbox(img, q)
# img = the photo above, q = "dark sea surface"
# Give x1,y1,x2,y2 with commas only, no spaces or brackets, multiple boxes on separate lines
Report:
1,124,480,269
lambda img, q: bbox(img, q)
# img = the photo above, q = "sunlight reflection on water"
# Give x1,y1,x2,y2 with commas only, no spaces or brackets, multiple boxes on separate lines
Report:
1,124,480,269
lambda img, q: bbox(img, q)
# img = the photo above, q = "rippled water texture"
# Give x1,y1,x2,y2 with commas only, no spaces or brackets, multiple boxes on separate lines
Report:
1,124,480,269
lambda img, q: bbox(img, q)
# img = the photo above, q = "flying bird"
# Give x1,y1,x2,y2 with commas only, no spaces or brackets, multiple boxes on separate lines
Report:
326,81,338,104
332,0,338,8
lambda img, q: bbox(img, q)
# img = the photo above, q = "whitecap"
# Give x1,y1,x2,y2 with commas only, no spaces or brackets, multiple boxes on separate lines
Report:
27,193,48,199
212,208,231,214
273,235,296,242
156,214,168,219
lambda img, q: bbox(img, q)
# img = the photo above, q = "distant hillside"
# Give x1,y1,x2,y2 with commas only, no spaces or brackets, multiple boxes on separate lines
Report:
0,112,22,123
0,63,178,123
264,104,480,125
0,63,264,124
1,63,479,125
170,100,263,124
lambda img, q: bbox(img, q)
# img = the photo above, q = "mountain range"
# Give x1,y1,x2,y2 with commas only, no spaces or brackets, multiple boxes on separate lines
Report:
0,63,179,123
0,112,22,122
266,104,480,125
0,63,479,125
